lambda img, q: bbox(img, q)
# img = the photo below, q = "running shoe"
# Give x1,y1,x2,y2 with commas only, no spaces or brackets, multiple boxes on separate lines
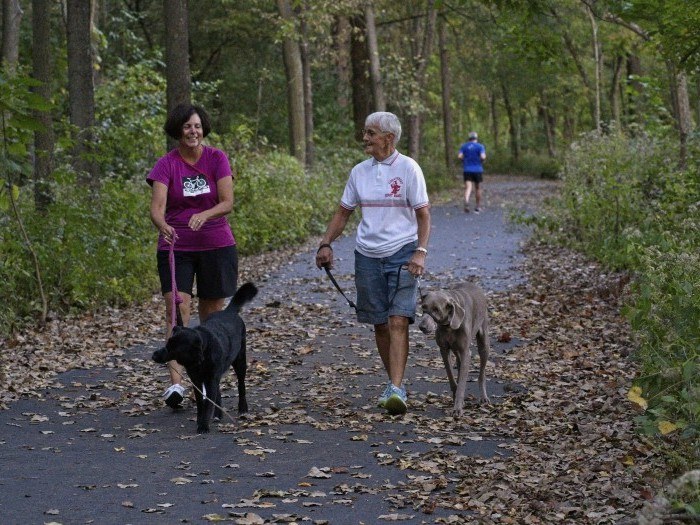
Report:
377,382,393,408
385,385,407,415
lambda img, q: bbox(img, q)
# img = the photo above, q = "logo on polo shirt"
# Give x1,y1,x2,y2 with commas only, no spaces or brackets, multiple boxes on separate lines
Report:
386,177,403,197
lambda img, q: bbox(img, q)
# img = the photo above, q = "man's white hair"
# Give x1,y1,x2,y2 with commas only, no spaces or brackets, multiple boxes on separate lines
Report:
365,112,401,146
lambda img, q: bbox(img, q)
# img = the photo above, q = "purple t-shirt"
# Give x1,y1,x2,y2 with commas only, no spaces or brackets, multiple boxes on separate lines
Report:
147,146,236,251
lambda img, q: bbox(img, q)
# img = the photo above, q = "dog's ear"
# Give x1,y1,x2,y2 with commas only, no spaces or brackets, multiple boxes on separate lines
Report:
447,299,466,330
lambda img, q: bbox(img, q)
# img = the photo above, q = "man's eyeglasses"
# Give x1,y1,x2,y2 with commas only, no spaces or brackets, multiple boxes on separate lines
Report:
361,128,388,137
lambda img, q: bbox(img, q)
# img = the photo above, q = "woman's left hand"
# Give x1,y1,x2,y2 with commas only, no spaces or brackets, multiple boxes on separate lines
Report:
189,214,207,231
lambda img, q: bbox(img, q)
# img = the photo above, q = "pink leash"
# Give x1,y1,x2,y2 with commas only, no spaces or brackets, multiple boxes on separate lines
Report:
169,240,183,329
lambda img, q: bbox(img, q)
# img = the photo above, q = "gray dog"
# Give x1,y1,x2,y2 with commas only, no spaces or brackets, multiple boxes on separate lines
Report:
152,282,257,433
419,282,490,416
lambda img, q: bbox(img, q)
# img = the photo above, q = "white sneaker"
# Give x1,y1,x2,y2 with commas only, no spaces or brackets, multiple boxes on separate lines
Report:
163,384,185,408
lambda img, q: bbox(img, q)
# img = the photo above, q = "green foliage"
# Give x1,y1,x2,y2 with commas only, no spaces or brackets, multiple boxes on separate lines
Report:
229,145,360,255
94,60,167,179
530,131,700,465
0,173,157,328
612,0,700,72
0,68,50,178
487,152,561,179
418,154,463,194
534,131,673,268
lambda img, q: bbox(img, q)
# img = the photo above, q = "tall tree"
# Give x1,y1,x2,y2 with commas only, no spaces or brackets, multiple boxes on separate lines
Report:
332,15,351,110
164,0,191,150
438,15,453,171
500,80,519,160
364,2,385,111
350,14,371,142
407,1,437,160
1,0,22,70
299,3,315,167
66,0,97,185
584,2,602,133
31,0,54,211
277,0,306,164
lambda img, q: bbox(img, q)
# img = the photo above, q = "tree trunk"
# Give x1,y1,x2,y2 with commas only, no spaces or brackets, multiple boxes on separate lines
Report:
364,3,385,112
277,0,306,164
626,51,643,129
32,0,54,211
1,0,22,70
609,54,623,129
66,0,97,185
332,15,351,109
551,7,596,126
670,68,692,169
585,4,601,133
299,5,315,167
407,0,437,161
539,93,556,157
438,16,453,172
489,90,499,153
163,0,191,150
350,14,371,142
563,91,576,144
696,75,700,128
501,81,519,161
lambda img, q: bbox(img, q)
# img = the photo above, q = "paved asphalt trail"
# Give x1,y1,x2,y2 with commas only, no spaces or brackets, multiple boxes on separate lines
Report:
0,179,547,524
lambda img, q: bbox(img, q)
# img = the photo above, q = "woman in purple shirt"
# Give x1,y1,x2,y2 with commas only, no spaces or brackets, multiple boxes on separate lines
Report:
147,103,238,409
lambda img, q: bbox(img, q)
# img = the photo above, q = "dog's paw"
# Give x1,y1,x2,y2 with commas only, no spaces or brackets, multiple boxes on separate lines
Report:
196,425,210,434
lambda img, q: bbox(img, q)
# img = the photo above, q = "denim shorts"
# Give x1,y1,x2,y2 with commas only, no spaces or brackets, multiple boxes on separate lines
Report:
354,241,418,325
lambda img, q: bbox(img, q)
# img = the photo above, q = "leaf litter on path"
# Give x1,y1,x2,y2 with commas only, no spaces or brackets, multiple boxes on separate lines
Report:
0,177,665,524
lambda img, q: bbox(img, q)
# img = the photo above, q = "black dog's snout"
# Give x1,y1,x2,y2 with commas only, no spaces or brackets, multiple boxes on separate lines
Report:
152,348,168,364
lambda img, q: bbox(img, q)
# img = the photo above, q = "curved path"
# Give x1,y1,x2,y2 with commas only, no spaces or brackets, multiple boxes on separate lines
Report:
0,177,557,524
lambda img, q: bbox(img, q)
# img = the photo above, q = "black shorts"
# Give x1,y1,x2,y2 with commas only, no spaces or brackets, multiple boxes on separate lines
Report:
463,172,483,184
157,245,238,299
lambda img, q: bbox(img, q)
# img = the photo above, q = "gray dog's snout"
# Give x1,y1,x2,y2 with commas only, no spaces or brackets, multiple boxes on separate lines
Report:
418,315,436,335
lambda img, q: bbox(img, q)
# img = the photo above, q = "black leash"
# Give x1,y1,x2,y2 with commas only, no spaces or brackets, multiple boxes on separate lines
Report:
323,266,356,309
323,264,423,311
319,244,424,312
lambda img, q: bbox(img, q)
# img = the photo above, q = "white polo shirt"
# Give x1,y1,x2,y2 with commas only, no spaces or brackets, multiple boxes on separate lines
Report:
340,150,430,258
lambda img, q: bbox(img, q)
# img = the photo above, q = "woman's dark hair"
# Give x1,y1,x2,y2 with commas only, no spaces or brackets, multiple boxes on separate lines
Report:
163,103,212,140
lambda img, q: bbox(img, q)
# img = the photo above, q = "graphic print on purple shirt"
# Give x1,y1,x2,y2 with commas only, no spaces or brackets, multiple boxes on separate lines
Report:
182,174,211,197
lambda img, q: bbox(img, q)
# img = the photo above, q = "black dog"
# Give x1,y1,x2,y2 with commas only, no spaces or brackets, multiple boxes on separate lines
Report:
152,282,257,433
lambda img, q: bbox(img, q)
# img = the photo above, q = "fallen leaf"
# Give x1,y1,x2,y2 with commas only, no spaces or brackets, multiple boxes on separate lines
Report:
307,467,332,479
378,513,415,521
627,386,648,410
170,477,192,485
658,420,679,435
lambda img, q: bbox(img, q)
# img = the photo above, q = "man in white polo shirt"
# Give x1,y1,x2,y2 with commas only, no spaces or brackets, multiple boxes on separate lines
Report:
315,112,431,415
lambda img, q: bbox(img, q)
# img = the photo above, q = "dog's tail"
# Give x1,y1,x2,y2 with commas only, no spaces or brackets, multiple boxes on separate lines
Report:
227,282,258,311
